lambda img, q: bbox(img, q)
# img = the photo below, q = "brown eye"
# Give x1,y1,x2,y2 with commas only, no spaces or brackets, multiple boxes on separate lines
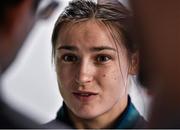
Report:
62,54,78,62
96,55,111,63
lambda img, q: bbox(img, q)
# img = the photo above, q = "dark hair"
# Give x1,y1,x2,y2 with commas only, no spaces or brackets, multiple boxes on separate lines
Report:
52,0,137,60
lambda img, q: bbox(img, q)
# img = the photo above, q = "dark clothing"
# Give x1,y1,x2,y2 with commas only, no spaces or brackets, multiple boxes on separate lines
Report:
48,96,147,129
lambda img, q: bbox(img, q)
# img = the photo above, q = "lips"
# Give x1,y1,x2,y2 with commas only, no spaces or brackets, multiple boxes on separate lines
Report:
73,91,98,96
72,91,98,101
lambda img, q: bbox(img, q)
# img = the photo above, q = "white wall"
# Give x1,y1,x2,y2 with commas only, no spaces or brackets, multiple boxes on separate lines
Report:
1,0,150,124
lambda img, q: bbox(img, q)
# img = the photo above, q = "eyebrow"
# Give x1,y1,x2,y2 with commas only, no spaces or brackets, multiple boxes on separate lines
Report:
57,45,78,51
57,45,117,52
90,46,117,52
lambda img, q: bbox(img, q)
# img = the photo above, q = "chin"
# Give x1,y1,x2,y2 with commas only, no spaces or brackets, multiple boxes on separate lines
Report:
77,114,99,119
74,109,102,119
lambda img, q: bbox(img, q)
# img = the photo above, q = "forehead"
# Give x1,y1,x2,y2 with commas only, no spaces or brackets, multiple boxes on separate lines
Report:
56,20,121,48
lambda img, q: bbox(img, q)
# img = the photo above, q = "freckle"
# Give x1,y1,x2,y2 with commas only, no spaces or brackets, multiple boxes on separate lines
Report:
103,74,106,77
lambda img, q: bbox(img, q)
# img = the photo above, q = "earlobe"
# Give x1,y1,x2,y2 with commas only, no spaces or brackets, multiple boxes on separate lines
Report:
129,52,139,75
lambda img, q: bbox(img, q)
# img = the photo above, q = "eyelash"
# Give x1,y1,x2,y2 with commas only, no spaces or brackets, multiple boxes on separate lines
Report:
61,54,79,63
59,54,112,64
95,55,112,64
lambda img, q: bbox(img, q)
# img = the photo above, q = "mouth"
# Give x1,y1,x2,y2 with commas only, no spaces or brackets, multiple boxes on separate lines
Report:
73,91,98,96
72,91,98,101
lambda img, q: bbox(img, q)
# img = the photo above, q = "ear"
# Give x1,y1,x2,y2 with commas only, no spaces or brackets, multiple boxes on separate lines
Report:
128,52,139,75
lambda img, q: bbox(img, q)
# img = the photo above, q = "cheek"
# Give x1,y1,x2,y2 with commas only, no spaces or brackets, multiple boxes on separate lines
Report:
56,63,76,87
100,67,126,90
100,69,119,86
101,67,119,80
100,71,125,102
102,72,117,80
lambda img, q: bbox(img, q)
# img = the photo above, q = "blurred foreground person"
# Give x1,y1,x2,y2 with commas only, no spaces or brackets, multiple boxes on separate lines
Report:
47,0,147,128
131,0,180,128
0,0,69,128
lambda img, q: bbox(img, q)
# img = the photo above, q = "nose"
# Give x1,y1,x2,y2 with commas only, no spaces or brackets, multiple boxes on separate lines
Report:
75,59,94,85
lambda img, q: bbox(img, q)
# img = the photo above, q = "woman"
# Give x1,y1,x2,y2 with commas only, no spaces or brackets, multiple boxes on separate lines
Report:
49,0,147,128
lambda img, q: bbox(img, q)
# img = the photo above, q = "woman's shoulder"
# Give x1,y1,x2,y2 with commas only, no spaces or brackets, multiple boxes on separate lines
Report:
114,96,148,129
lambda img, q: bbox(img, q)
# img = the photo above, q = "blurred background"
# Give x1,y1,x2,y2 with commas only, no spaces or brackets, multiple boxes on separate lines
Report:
1,0,150,124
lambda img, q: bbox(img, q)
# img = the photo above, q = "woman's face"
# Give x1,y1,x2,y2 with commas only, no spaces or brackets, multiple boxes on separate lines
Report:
55,20,130,119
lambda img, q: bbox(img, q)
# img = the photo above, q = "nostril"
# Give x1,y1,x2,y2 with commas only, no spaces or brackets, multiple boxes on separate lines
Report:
75,79,84,86
75,77,92,86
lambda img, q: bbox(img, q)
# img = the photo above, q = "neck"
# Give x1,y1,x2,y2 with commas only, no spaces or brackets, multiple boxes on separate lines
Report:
68,96,128,129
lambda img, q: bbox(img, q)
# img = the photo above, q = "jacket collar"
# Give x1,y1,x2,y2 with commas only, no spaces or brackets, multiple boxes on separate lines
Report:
56,96,141,128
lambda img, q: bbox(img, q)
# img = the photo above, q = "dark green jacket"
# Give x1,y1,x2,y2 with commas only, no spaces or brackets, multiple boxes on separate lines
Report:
49,96,147,129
